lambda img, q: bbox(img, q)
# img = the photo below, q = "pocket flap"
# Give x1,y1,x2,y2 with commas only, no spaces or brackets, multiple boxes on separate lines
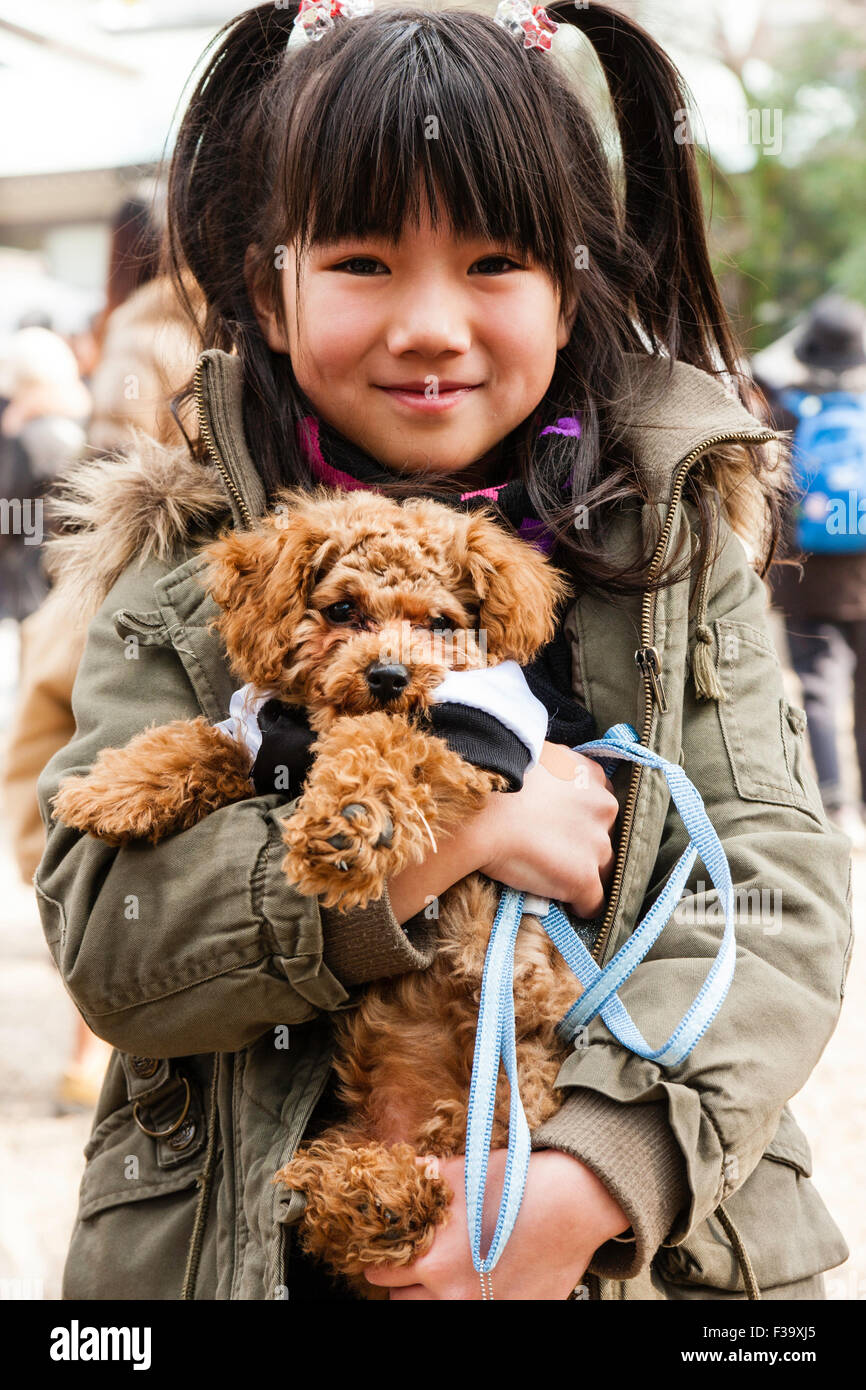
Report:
79,1102,205,1219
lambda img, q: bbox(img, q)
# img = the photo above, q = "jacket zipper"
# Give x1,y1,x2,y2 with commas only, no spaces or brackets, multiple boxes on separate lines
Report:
589,428,778,968
193,354,255,529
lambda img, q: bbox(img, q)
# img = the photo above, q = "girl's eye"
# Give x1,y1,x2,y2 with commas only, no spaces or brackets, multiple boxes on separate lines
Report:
332,255,523,277
333,257,384,276
472,256,524,276
324,600,359,624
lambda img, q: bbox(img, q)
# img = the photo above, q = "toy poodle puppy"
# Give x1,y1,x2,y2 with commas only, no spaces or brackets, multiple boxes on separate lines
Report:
52,486,583,1295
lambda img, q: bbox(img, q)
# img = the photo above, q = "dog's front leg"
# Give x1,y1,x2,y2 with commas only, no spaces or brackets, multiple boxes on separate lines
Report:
51,717,255,845
280,711,505,910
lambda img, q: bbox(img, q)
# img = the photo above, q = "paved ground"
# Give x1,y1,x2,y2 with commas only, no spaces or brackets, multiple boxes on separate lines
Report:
0,613,862,1301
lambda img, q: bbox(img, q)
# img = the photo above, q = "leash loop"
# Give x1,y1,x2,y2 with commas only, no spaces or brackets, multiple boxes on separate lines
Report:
464,722,737,1276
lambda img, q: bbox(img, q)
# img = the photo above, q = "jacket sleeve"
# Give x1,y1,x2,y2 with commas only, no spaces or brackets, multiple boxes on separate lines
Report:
531,512,854,1270
34,565,437,1059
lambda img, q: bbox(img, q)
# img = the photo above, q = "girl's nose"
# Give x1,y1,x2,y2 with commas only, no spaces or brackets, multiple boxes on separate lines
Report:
385,289,472,358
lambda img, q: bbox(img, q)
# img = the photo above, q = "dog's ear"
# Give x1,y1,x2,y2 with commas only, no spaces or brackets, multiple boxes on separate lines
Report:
202,491,341,686
461,511,572,664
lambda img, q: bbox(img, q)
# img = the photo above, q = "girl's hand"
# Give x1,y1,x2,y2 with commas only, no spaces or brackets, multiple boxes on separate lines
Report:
363,1148,629,1301
474,743,619,918
386,742,618,925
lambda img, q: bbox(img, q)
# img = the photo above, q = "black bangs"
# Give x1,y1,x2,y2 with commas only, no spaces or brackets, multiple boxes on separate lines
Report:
276,9,574,301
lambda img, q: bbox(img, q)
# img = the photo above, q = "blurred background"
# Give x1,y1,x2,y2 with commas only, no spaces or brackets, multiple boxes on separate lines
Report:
0,0,864,1300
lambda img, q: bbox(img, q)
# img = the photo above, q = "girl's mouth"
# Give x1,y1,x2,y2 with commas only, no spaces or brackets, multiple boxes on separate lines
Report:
376,384,479,414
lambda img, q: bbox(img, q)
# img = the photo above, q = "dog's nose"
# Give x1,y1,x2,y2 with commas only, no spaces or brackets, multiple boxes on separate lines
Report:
365,662,409,704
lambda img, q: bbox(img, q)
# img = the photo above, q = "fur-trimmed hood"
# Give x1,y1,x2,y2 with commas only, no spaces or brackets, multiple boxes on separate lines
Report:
41,430,231,637
41,350,781,638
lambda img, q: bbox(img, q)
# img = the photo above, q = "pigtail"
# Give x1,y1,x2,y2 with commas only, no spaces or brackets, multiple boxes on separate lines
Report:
547,1,741,384
164,3,328,493
165,4,299,347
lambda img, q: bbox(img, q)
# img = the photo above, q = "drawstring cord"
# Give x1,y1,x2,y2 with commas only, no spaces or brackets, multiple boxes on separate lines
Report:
715,1201,761,1300
181,1053,221,1300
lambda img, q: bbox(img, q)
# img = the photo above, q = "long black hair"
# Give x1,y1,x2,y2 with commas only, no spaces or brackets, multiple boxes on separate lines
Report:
164,2,790,600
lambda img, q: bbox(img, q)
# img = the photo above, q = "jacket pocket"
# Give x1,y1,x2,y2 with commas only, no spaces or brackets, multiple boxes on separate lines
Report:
714,619,824,823
655,1107,849,1295
63,1099,209,1300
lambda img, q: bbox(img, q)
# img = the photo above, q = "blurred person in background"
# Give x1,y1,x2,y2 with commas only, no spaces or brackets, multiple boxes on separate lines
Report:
0,182,206,1110
68,310,104,391
0,326,90,624
753,294,866,849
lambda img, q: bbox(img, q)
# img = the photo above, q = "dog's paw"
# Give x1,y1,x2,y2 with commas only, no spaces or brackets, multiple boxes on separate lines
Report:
280,799,399,909
51,774,169,846
275,1139,452,1280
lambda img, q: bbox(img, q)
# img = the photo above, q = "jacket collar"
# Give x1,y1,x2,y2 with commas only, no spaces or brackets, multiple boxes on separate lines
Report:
192,347,777,523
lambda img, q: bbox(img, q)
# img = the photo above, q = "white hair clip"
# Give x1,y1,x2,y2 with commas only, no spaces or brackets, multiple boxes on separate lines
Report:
288,0,375,49
493,0,560,51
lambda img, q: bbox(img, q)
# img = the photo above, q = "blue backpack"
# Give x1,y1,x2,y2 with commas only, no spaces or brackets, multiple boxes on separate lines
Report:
779,388,866,553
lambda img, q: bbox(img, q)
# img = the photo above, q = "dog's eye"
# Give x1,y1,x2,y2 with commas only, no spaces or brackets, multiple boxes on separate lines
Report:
323,600,358,625
429,614,452,631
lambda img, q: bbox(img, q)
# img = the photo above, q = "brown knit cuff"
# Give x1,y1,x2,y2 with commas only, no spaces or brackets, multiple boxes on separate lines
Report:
319,885,438,987
530,1088,690,1281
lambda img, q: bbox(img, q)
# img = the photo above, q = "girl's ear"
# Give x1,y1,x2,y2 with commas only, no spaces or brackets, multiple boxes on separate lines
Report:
203,497,340,686
461,512,572,665
245,244,289,354
558,290,578,349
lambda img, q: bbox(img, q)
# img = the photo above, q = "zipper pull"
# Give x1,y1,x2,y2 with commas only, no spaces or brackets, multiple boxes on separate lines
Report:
635,645,668,713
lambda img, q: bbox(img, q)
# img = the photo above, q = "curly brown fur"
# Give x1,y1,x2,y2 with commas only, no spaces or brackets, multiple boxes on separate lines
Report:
329,874,579,1152
51,717,254,845
277,875,580,1294
49,485,581,1293
275,1137,452,1297
281,711,508,909
53,486,569,867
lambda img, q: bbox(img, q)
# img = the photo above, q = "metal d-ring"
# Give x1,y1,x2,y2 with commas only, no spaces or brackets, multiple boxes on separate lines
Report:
133,1074,191,1139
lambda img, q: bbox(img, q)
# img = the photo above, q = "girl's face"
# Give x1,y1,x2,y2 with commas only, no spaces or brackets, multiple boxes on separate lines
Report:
252,201,576,482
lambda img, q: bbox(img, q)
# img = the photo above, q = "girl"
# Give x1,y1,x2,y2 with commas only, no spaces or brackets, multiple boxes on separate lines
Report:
36,1,851,1301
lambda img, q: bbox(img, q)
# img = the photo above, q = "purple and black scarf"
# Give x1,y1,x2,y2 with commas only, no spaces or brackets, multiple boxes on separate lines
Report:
295,410,582,556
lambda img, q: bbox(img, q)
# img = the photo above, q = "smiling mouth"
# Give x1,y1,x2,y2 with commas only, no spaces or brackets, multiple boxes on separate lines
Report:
377,384,479,394
375,384,481,413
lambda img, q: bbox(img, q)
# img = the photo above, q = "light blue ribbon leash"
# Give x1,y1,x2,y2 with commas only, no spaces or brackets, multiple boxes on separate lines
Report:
464,722,737,1281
